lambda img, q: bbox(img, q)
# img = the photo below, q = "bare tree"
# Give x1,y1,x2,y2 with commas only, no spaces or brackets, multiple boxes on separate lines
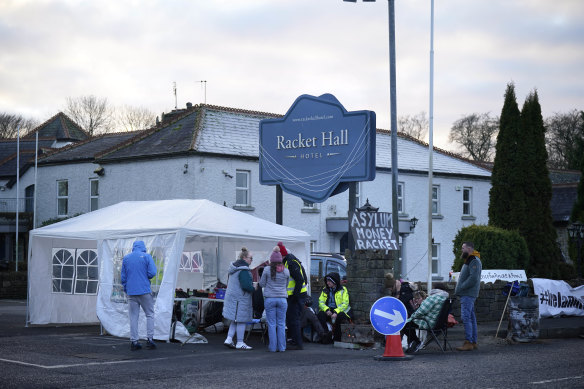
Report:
449,113,499,161
65,95,114,136
545,109,584,170
398,111,428,140
115,105,156,132
0,113,39,138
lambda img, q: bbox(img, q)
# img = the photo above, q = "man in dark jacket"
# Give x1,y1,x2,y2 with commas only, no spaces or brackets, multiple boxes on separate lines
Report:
278,242,307,350
121,240,157,351
454,241,482,351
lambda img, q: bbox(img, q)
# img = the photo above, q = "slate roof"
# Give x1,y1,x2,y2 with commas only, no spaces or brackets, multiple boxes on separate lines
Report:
23,112,89,142
93,104,490,178
38,131,144,164
549,169,581,185
551,184,579,223
0,138,56,180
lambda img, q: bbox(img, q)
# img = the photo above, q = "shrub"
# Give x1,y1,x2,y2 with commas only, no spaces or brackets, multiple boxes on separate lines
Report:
451,224,529,272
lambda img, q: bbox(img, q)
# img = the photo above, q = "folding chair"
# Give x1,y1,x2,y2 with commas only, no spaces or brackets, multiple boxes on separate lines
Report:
418,297,454,352
244,318,268,344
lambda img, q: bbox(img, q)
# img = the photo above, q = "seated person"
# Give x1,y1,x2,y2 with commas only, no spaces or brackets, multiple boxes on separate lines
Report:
384,273,417,317
300,296,327,343
401,282,449,354
317,272,353,342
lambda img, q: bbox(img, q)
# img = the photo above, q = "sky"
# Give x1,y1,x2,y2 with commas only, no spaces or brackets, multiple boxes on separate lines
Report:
1,0,583,150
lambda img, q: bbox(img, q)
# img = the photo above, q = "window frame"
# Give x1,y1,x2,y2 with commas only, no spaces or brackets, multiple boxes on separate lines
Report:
397,182,405,213
235,170,251,207
432,185,440,215
431,243,440,276
89,178,99,212
57,180,69,217
462,187,472,216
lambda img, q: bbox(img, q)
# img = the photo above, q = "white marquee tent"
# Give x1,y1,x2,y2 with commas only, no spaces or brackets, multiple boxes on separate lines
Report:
27,199,310,341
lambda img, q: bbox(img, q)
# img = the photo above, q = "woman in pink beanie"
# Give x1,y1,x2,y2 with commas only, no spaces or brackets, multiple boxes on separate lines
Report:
259,246,290,352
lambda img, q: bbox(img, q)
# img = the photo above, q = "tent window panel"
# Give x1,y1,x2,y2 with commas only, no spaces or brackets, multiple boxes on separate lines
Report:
87,281,98,294
74,249,98,295
52,249,74,294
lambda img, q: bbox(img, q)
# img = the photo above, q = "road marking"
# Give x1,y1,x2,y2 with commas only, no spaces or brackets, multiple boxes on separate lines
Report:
530,375,583,384
0,356,171,369
373,308,404,326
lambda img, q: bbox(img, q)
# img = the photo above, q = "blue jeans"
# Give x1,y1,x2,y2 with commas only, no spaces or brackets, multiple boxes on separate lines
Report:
265,297,288,352
460,296,477,343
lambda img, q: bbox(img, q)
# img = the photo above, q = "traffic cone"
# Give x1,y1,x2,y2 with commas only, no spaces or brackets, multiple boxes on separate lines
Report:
374,334,412,361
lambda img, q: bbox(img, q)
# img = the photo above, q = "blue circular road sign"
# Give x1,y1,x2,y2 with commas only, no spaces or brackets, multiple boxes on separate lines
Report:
369,296,407,335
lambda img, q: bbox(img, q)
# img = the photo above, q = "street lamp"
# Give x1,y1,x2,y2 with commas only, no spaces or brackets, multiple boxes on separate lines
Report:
409,217,418,231
567,222,583,278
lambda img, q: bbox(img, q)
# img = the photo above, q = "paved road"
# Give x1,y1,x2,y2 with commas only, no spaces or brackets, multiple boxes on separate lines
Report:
1,300,583,389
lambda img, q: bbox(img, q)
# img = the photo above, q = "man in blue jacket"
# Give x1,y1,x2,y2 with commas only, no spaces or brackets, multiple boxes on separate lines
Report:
454,241,482,351
121,240,157,351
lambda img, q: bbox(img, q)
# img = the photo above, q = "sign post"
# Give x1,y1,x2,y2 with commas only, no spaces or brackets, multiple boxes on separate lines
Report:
370,296,412,361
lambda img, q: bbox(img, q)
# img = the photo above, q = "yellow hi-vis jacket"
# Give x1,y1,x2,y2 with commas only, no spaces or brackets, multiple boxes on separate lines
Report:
319,286,351,314
284,257,307,296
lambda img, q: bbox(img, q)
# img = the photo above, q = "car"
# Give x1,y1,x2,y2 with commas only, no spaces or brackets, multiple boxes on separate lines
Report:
310,252,347,287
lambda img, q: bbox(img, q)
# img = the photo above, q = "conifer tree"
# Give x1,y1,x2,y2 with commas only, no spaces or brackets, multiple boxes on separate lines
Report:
519,91,562,278
489,83,524,229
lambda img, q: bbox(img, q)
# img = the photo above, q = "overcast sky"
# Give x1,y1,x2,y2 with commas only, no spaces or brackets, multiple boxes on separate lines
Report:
1,0,582,150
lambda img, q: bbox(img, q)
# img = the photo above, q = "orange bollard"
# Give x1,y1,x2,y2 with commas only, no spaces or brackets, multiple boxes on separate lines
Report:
374,334,413,361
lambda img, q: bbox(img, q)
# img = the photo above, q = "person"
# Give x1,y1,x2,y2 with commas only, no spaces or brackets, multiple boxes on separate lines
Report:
259,246,290,352
384,273,417,317
400,283,449,354
278,241,308,350
317,272,353,342
121,240,157,351
454,241,482,351
300,296,328,343
223,246,255,350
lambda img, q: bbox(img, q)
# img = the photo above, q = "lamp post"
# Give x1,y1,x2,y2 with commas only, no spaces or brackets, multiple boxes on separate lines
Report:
343,0,401,277
567,222,583,278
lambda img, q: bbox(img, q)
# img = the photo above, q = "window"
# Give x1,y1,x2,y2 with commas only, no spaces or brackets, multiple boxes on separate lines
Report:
355,182,361,207
236,170,250,206
310,240,317,252
303,200,316,209
432,243,440,275
57,180,68,216
326,260,347,281
52,248,98,295
90,179,99,211
432,185,440,215
463,187,472,216
397,182,405,213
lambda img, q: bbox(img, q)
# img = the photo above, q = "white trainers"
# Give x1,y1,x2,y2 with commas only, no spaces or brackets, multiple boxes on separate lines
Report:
223,340,236,349
236,343,253,350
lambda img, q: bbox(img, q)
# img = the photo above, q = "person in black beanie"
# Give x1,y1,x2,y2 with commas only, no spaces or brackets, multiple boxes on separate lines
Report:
317,272,353,342
278,241,307,350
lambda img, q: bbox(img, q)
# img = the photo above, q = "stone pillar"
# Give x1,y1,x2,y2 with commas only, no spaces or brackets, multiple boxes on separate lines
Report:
345,249,396,322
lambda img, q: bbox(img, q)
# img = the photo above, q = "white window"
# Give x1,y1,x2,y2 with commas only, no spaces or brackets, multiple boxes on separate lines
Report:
303,200,316,209
90,179,99,212
432,185,440,215
236,170,251,206
310,240,317,252
397,182,405,213
463,187,472,216
52,248,98,295
432,243,440,275
355,182,361,207
57,180,68,216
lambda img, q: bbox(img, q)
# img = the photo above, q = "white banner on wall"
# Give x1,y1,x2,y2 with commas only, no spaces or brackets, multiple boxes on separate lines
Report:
532,278,584,318
450,269,527,283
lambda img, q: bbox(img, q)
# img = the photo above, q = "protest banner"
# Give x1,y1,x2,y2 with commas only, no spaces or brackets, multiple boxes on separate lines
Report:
532,278,584,318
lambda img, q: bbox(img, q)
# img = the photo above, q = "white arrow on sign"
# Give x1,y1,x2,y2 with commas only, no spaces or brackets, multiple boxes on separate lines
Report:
373,308,404,327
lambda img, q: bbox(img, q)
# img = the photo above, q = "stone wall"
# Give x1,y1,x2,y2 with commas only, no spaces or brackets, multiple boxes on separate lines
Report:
0,272,27,299
345,250,395,322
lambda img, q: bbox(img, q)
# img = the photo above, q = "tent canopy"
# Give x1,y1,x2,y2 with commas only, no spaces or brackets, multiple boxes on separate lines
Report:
28,199,310,341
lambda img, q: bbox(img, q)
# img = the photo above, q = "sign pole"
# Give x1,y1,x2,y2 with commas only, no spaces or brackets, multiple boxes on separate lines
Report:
348,182,357,252
276,185,283,225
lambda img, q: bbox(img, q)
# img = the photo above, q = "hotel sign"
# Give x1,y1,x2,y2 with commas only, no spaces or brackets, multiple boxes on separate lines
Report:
259,94,376,203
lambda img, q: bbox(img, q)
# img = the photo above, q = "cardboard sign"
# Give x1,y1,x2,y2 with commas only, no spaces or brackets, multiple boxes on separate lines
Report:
349,211,398,251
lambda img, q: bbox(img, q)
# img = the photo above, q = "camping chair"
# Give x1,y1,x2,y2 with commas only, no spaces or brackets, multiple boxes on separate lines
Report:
418,297,454,352
244,318,268,344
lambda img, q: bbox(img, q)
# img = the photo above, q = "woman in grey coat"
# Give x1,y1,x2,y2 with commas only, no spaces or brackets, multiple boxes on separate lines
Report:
222,247,255,350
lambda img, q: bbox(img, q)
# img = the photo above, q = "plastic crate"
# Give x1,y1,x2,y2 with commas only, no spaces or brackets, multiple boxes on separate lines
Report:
215,288,226,299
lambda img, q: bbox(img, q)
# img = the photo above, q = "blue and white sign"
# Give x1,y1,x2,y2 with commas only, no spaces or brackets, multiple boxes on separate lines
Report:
259,93,376,203
370,297,407,335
